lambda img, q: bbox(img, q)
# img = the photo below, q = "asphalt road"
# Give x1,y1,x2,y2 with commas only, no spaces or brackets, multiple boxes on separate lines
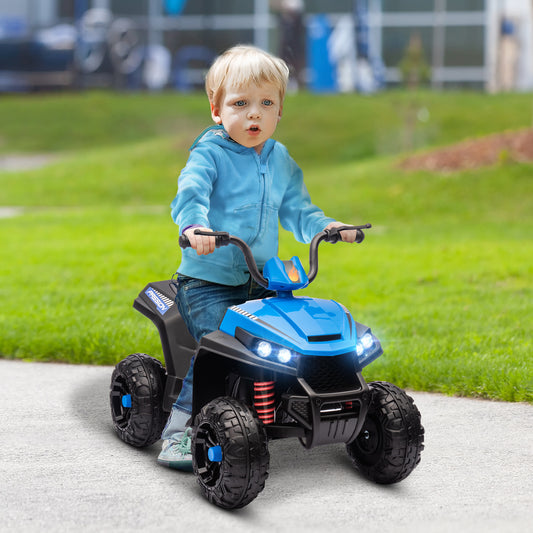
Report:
1,359,532,533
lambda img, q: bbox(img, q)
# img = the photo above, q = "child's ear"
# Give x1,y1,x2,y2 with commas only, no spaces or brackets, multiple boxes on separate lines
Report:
278,104,283,122
210,102,222,124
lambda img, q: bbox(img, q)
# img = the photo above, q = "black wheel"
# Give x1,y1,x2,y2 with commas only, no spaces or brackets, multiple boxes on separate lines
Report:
347,381,424,484
192,397,269,509
109,353,167,447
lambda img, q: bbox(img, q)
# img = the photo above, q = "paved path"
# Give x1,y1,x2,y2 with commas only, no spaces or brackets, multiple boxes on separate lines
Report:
0,154,60,172
1,359,532,533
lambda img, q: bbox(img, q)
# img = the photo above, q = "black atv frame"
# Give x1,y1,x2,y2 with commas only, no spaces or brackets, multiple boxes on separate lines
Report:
133,279,375,449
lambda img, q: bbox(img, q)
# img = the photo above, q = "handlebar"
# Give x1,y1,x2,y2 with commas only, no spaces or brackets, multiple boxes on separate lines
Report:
307,224,371,282
179,230,268,286
179,224,372,288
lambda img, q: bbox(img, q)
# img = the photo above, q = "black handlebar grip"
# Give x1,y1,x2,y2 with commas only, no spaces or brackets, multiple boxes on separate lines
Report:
178,230,231,249
178,235,191,248
323,224,371,244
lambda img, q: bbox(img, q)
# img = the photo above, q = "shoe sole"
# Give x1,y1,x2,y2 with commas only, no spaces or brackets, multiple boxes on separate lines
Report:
157,457,193,472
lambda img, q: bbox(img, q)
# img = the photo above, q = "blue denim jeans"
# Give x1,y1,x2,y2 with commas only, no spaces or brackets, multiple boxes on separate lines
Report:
160,274,275,443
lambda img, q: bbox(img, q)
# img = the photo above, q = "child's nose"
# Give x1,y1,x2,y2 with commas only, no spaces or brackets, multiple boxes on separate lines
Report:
247,106,261,119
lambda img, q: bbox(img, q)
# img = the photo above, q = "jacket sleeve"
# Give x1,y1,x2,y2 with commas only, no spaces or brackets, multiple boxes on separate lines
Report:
278,155,335,243
170,145,217,231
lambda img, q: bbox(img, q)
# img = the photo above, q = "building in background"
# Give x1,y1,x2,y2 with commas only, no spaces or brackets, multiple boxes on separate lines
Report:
0,0,531,92
373,0,533,91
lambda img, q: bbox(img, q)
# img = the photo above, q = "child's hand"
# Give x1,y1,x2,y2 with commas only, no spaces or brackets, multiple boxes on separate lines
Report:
184,227,217,255
325,221,359,243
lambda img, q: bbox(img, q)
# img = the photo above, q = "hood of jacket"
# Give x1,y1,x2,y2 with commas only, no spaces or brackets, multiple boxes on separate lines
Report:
190,125,276,159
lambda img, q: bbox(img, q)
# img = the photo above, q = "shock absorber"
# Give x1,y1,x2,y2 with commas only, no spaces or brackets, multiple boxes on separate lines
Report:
254,381,276,424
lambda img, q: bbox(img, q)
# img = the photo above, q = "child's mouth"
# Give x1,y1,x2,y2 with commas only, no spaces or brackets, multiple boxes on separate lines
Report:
248,126,260,133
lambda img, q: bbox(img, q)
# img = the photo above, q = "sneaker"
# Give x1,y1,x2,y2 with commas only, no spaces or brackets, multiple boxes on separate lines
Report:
157,428,193,472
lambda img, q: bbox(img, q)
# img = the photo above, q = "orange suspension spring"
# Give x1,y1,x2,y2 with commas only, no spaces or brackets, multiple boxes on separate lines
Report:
254,381,276,425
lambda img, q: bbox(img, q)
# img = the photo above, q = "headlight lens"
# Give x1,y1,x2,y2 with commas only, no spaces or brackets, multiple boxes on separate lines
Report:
361,333,374,349
257,341,272,358
235,328,298,366
277,348,292,364
356,332,375,355
253,341,296,365
356,342,365,356
355,331,381,368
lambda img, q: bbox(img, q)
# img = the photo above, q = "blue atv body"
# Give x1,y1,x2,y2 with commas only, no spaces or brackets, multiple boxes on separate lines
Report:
110,225,424,509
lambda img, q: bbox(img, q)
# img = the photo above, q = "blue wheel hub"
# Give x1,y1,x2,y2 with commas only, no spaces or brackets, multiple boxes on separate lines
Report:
207,445,222,462
121,394,132,408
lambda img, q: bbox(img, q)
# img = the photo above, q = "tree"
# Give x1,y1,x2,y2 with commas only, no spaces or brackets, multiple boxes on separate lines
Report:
398,33,431,90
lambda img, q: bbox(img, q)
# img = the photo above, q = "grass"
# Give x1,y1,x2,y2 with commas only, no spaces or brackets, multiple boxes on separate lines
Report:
0,90,532,403
0,91,207,154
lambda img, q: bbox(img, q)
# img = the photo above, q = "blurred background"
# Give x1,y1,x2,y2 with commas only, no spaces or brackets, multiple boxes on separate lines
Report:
0,0,532,94
1,2,532,402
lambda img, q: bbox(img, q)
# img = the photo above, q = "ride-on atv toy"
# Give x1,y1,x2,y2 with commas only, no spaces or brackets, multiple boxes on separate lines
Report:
110,225,424,509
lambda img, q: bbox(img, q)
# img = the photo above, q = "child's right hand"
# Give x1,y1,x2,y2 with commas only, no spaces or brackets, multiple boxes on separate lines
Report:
184,227,217,255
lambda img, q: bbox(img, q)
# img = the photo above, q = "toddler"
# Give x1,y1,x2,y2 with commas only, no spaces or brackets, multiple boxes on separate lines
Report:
158,45,357,470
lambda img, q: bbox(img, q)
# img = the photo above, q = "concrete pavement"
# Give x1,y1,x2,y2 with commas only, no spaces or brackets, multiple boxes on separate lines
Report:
1,359,532,533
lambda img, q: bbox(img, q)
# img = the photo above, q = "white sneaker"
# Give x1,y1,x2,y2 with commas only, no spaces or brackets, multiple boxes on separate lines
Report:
157,428,193,472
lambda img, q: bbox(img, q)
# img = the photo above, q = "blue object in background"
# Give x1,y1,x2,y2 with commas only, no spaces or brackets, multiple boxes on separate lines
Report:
354,0,385,91
306,14,337,93
165,0,188,16
354,0,369,59
74,0,89,23
172,45,215,91
0,16,27,38
501,18,515,36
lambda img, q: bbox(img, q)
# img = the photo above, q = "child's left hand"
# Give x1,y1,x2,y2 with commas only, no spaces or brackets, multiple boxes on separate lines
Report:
324,221,359,243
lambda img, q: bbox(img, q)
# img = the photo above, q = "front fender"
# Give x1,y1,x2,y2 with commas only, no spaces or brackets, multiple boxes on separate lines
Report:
191,330,297,419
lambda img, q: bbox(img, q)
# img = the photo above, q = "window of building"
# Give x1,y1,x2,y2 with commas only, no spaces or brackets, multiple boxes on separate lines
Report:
110,0,148,17
179,0,253,16
444,25,485,66
382,0,435,13
305,0,352,14
58,0,75,19
382,27,433,68
446,0,485,11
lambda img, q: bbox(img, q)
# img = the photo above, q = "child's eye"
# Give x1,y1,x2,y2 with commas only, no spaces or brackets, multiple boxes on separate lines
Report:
234,100,246,107
262,99,274,106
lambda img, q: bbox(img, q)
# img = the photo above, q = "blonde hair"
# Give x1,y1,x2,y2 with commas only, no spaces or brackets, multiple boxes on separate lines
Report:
205,45,290,108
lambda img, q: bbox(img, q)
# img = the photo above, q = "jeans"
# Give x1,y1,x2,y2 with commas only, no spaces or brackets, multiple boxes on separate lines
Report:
160,274,275,443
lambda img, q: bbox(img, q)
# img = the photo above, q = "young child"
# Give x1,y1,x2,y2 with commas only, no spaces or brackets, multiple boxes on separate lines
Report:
158,45,358,470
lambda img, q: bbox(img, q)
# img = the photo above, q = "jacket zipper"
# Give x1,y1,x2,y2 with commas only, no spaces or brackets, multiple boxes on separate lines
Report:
251,152,267,245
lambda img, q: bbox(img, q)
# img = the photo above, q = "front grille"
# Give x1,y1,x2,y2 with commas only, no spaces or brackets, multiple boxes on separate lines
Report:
298,353,359,393
291,399,311,423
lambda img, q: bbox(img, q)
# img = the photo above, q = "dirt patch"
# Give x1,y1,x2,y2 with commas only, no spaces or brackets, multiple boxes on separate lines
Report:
399,128,533,172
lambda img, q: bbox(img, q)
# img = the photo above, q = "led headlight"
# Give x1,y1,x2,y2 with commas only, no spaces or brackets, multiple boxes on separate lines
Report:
253,341,296,365
235,328,298,366
361,333,374,349
355,331,381,369
356,342,365,357
356,332,375,355
277,348,292,364
257,341,272,358
355,333,379,359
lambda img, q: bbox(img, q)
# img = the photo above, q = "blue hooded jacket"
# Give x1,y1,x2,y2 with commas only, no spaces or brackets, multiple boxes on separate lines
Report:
171,126,334,285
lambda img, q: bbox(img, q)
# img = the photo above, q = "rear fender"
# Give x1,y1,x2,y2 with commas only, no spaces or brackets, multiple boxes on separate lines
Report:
133,280,197,411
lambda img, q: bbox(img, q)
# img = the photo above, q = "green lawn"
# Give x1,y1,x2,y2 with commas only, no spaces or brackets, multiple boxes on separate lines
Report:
0,90,532,403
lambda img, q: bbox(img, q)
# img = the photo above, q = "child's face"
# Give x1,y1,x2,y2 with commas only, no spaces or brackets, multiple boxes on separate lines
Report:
211,82,283,154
